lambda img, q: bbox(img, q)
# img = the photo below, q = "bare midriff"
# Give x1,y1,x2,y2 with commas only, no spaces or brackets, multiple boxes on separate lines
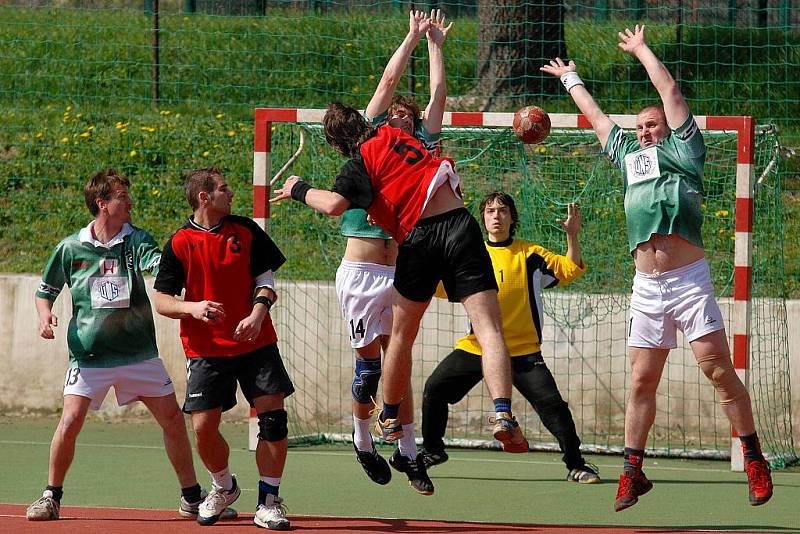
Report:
343,236,398,265
632,233,705,274
419,183,464,220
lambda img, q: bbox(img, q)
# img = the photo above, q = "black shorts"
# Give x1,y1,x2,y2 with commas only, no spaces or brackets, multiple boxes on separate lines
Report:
183,343,295,413
395,208,498,303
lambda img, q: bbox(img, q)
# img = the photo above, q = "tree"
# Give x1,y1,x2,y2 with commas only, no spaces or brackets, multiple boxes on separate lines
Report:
471,0,567,111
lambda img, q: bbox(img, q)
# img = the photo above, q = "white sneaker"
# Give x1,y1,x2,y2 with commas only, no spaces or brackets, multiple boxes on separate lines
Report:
26,490,60,521
253,494,290,530
197,476,241,526
179,488,239,519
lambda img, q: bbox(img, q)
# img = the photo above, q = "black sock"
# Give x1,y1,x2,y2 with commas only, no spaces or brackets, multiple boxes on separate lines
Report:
181,483,202,503
623,447,645,474
45,485,63,502
740,432,763,461
258,480,279,506
382,403,400,420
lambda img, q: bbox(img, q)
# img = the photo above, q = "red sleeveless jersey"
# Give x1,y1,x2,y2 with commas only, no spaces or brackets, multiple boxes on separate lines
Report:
358,126,455,242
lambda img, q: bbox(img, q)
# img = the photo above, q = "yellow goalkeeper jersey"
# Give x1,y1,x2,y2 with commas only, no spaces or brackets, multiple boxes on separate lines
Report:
453,238,586,357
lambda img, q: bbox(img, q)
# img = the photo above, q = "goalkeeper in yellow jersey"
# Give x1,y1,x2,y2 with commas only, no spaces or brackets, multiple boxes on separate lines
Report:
420,192,600,484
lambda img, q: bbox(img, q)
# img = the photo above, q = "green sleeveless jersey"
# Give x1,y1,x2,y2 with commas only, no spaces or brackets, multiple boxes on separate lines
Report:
603,115,706,252
36,223,162,368
339,110,441,239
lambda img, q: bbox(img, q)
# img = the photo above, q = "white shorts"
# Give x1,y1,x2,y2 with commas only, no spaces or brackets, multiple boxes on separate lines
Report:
63,357,175,411
335,260,395,349
628,258,725,349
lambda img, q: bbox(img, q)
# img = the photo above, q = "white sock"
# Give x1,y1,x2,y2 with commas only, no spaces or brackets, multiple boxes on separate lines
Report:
353,415,373,452
398,423,418,459
210,467,233,491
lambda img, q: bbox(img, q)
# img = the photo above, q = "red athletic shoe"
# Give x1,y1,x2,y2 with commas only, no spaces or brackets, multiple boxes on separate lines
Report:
745,457,773,506
614,470,653,512
491,412,529,453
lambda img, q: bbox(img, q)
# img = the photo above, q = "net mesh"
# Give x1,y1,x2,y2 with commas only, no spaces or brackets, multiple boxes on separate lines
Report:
266,118,797,467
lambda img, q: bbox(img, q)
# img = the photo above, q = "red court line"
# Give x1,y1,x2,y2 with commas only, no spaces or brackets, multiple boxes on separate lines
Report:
0,504,776,533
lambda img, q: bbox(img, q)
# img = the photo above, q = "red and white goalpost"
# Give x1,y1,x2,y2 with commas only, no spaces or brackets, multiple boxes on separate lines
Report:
250,108,756,471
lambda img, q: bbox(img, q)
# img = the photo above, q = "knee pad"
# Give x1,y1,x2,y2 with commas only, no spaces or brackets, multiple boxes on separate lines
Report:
257,409,288,441
351,357,381,404
697,355,749,406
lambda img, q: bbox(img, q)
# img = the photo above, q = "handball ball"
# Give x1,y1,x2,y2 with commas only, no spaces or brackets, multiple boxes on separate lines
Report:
513,105,551,144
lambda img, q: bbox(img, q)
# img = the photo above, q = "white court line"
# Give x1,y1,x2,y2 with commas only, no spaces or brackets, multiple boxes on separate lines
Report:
1,440,738,475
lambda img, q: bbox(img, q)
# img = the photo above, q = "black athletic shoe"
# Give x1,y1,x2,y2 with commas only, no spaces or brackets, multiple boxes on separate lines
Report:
389,449,434,496
353,434,391,485
420,448,449,469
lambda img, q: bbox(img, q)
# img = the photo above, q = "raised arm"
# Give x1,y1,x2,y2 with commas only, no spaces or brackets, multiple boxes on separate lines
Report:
422,9,453,135
618,24,689,128
540,58,616,149
556,203,583,269
365,10,431,119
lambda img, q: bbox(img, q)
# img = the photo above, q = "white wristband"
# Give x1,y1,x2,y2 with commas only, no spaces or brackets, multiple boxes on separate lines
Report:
560,71,584,93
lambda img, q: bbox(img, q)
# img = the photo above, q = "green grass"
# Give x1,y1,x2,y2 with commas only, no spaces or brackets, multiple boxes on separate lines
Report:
0,6,798,295
2,415,799,530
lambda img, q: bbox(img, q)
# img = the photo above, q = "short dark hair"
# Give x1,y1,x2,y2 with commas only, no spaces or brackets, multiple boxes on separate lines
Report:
184,167,223,210
323,101,374,158
388,94,421,132
637,104,667,124
84,168,130,216
479,192,519,237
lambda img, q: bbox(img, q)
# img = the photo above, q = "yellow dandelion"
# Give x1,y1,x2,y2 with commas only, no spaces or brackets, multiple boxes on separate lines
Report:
714,210,729,217
346,43,352,48
228,130,236,137
271,126,276,132
202,151,210,157
35,132,43,139
175,113,181,118
88,125,95,130
216,113,224,119
21,134,29,141
129,150,138,157
120,128,127,133
415,81,423,89
151,188,161,197
66,105,73,112
160,110,172,115
369,75,375,80
61,137,69,143
76,113,82,119
79,132,90,138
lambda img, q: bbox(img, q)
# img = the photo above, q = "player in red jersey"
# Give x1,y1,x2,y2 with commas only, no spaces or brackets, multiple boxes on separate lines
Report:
155,168,293,530
272,105,529,456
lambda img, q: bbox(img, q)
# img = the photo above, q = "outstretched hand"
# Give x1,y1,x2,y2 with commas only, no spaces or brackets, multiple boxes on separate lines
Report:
426,9,453,46
540,57,577,78
618,24,647,55
556,203,581,237
270,175,301,203
409,9,432,39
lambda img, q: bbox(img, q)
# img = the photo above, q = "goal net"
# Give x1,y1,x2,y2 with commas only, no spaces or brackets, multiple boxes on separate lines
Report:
251,108,797,471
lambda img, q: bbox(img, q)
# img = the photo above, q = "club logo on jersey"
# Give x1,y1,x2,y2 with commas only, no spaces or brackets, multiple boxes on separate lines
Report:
98,280,120,301
125,249,134,270
624,146,660,186
100,258,119,275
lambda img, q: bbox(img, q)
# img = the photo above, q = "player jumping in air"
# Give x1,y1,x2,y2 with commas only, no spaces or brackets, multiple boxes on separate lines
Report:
542,24,773,511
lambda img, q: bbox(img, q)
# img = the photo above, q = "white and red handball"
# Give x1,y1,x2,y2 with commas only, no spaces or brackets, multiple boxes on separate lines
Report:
512,105,551,144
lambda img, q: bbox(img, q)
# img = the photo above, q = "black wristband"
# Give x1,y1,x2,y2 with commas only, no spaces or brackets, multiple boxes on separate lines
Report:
253,295,273,310
290,180,312,204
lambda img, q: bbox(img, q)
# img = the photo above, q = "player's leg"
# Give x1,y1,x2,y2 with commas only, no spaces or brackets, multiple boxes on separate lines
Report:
690,330,772,506
240,343,294,530
377,291,429,439
28,365,108,521
184,356,240,526
388,377,435,495
676,259,771,505
511,354,599,484
27,394,91,521
421,349,483,467
614,346,666,511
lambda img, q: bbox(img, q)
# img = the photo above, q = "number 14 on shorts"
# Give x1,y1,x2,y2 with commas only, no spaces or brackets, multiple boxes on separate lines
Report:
349,318,365,341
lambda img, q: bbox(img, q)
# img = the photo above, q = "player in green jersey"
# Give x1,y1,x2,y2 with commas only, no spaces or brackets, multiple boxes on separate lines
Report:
26,169,235,522
541,24,772,511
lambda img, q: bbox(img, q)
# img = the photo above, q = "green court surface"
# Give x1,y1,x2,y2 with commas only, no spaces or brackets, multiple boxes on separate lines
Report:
2,416,797,532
